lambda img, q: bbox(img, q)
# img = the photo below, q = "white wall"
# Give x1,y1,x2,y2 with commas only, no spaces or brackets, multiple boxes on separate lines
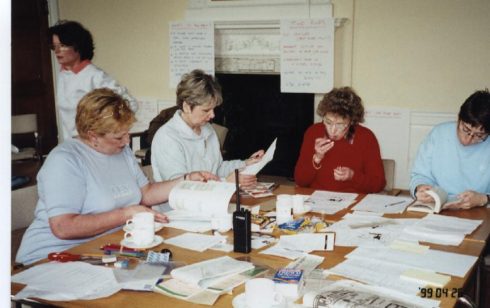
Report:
56,0,490,188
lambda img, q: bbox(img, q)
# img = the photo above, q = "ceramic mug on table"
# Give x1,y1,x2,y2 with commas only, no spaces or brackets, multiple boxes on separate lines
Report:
276,194,293,225
125,212,155,231
245,278,283,308
124,228,154,246
292,194,306,214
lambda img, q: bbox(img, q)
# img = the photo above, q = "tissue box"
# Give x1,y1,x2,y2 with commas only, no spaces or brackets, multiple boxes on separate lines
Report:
272,268,304,299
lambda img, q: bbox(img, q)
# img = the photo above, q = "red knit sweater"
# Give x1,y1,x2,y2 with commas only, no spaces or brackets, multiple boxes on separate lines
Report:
294,123,386,193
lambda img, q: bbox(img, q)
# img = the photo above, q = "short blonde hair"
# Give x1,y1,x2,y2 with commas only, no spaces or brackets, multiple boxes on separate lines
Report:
76,88,136,139
176,69,222,110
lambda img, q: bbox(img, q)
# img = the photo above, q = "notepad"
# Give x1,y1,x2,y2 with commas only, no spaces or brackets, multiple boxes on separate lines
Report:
400,269,450,288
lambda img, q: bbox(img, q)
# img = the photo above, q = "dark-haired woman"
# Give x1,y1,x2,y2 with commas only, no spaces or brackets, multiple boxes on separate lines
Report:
294,87,385,193
410,89,490,210
49,20,138,140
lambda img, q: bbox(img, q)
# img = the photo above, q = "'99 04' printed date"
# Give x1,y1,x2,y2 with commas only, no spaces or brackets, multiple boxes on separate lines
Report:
419,288,462,298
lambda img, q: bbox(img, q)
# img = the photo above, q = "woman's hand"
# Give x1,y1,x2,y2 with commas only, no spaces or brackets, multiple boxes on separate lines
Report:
123,205,168,223
313,137,334,164
245,150,265,166
187,171,219,182
333,166,354,181
415,184,434,203
444,190,487,210
226,172,257,188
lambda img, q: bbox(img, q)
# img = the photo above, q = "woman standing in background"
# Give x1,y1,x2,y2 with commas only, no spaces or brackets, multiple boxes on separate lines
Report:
49,20,138,140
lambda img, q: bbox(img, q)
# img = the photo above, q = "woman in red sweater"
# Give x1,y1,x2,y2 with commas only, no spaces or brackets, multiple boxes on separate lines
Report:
294,87,385,193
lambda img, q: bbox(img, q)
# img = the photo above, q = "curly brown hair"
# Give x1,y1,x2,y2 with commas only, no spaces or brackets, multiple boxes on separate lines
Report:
316,87,365,139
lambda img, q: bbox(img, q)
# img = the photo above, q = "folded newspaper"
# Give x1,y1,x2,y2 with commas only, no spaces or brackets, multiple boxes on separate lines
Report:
303,280,439,308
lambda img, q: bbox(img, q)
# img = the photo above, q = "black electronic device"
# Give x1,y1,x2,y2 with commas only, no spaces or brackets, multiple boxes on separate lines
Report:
233,169,251,253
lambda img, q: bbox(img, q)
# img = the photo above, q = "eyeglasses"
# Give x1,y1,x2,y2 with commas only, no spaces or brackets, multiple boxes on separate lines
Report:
49,43,72,51
323,118,349,131
459,122,488,143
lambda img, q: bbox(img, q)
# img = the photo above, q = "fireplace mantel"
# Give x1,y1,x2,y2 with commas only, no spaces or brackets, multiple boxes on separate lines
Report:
186,0,334,74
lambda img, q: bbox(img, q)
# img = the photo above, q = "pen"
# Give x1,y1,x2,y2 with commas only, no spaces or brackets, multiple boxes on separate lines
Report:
384,200,405,207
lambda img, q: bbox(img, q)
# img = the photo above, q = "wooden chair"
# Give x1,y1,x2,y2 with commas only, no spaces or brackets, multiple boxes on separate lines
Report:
12,114,42,162
11,185,38,263
382,159,397,195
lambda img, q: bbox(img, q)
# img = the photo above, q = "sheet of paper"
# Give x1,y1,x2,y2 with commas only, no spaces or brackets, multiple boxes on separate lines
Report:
12,262,121,301
351,194,413,214
277,234,328,252
169,21,214,88
251,234,276,250
400,269,451,288
241,138,277,175
306,190,357,214
347,246,478,278
327,214,417,247
326,257,424,295
165,233,225,252
389,240,430,254
401,214,482,246
168,180,235,216
286,254,324,276
259,245,308,260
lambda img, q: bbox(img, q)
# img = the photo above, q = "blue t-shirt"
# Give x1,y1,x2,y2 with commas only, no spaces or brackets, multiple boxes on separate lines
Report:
410,121,490,197
16,139,148,265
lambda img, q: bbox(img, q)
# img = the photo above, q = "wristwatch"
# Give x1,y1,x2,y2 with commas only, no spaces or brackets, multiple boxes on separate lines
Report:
486,194,490,206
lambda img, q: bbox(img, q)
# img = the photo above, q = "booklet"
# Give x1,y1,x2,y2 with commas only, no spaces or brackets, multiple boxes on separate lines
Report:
153,256,257,305
168,180,236,217
241,182,277,198
407,186,461,214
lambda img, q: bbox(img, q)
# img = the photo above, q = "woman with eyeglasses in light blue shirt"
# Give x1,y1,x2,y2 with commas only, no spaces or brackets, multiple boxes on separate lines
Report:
410,89,490,210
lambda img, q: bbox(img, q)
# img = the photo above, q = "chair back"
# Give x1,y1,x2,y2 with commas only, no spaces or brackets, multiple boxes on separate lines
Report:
211,123,229,152
11,184,38,230
382,159,395,192
12,114,38,134
141,165,155,183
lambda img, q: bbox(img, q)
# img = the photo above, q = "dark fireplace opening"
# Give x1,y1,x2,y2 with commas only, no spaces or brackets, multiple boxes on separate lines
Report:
213,73,314,178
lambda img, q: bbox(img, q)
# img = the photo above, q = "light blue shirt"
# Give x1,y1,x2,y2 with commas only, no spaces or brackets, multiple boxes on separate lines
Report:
16,139,148,265
410,121,490,197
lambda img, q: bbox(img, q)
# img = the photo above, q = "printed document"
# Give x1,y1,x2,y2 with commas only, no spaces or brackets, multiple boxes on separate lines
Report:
401,214,482,246
165,233,225,252
351,194,413,214
241,138,277,175
306,190,357,214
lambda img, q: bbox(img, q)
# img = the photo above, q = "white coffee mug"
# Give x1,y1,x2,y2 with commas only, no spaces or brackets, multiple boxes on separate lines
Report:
292,195,305,214
245,278,283,308
124,228,154,246
125,212,154,231
276,194,292,215
276,212,293,225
